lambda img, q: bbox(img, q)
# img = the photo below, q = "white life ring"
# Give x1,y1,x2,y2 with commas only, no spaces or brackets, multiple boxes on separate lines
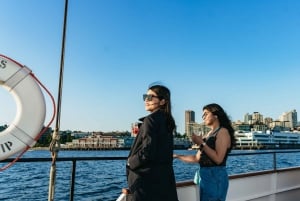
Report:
0,55,46,160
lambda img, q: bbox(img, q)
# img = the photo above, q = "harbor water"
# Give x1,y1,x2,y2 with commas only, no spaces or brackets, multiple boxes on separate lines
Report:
1,149,300,201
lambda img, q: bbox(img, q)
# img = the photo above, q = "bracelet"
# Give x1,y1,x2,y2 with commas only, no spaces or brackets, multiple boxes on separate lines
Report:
200,142,206,150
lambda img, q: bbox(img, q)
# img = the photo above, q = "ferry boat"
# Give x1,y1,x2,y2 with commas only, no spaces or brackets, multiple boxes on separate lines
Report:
235,131,300,149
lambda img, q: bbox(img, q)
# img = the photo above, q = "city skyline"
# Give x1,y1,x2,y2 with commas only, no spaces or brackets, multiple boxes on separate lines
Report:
186,108,298,124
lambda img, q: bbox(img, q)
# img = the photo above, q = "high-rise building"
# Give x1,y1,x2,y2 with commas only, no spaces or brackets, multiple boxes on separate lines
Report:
244,113,252,124
280,110,298,129
185,110,195,124
185,110,195,136
243,112,263,124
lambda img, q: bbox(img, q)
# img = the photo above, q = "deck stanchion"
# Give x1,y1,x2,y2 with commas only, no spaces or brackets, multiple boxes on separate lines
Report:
273,152,277,170
70,160,77,201
48,0,69,200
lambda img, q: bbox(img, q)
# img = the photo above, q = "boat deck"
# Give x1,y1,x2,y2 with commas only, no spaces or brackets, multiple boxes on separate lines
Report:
118,166,300,201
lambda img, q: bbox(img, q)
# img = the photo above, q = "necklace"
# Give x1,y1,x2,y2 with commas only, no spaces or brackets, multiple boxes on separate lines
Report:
208,127,221,137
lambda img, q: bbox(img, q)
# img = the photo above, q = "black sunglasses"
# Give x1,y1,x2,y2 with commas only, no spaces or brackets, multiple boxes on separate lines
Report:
143,94,160,101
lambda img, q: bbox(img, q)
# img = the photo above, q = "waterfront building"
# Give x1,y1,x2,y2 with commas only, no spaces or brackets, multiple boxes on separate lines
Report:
185,110,195,123
244,113,252,124
280,109,298,129
243,112,264,124
69,135,118,149
186,122,200,138
264,117,273,127
63,133,190,150
185,110,195,137
252,112,264,124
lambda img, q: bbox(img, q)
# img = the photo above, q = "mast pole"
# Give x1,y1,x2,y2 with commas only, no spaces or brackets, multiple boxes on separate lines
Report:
48,0,68,200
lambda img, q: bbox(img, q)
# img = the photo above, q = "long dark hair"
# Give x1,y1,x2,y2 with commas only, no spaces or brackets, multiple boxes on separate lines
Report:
149,85,176,133
203,103,236,149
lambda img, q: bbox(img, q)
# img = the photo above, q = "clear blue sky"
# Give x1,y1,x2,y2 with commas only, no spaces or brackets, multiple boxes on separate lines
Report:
1,0,299,134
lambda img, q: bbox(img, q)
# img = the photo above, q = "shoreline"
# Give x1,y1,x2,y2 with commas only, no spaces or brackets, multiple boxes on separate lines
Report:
31,146,300,151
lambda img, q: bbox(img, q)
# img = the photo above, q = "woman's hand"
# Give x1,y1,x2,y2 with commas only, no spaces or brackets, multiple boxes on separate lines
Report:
191,134,204,145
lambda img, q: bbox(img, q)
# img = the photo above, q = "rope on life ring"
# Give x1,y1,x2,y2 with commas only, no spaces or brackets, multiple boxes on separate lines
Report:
0,54,56,170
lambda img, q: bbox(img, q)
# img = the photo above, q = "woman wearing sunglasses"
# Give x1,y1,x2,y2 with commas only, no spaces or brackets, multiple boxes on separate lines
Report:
126,84,178,201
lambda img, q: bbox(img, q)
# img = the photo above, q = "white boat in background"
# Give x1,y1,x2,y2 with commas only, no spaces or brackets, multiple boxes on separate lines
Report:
235,131,300,149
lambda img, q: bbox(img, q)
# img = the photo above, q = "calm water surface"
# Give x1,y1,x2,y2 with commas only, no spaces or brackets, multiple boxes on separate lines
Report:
1,149,300,201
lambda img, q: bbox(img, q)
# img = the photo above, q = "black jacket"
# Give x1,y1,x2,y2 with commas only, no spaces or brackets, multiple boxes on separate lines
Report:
126,110,178,201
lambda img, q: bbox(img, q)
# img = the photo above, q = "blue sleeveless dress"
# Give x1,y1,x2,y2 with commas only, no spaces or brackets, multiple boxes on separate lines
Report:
198,128,230,201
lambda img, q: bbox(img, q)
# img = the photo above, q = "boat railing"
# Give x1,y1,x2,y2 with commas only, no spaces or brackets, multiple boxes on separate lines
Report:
1,156,128,201
1,150,300,201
